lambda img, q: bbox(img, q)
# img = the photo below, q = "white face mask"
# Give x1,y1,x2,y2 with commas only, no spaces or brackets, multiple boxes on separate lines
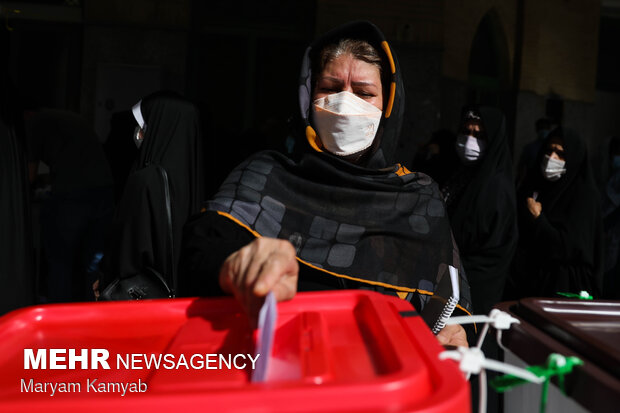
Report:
312,91,382,156
541,154,566,181
455,134,485,164
133,126,144,148
132,99,147,148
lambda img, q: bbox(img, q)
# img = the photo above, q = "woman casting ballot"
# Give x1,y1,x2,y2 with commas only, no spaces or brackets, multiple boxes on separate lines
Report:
181,21,472,347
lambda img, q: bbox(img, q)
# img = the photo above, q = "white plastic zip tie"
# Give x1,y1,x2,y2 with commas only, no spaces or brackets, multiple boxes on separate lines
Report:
439,347,544,384
476,322,491,349
446,309,519,330
477,310,520,348
440,310,536,413
487,309,520,330
446,315,491,325
446,310,521,380
496,329,508,352
440,347,486,374
481,357,545,384
479,367,487,413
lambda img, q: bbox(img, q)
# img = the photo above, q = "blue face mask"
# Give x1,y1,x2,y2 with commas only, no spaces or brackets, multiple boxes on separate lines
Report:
613,155,620,170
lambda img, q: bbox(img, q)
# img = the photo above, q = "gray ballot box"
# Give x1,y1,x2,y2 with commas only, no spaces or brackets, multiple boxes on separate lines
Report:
495,298,620,413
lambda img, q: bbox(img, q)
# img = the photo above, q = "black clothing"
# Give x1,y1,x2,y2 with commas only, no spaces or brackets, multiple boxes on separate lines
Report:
41,187,114,301
103,110,139,202
0,82,35,314
26,109,114,303
441,107,517,316
601,168,620,299
516,138,545,186
411,129,459,187
102,93,205,293
27,109,113,192
181,21,472,316
506,128,604,299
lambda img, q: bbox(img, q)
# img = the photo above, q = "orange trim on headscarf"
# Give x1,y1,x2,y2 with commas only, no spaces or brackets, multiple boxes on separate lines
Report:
306,125,323,152
456,305,472,316
381,41,396,74
385,82,396,119
395,164,411,176
381,41,396,119
298,257,427,294
216,211,262,238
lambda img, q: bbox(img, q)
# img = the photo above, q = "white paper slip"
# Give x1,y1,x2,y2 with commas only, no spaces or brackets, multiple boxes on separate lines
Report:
251,291,277,382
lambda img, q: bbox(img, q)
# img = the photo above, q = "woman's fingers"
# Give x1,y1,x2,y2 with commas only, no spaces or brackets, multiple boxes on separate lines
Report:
252,240,298,298
437,324,469,347
219,238,299,323
526,197,542,218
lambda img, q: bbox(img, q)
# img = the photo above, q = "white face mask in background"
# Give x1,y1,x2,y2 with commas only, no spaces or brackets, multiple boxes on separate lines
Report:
132,100,147,149
541,154,566,181
312,91,382,156
455,134,486,164
133,126,144,148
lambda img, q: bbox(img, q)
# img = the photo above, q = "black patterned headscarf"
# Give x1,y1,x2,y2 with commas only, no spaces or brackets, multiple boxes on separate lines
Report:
205,22,472,314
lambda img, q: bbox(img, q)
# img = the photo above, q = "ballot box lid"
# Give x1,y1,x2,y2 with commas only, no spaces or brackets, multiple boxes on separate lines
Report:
496,298,620,412
0,290,470,413
513,298,620,378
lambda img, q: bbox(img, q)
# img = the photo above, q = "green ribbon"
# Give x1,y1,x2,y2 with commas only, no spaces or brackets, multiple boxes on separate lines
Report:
489,353,583,413
556,290,593,300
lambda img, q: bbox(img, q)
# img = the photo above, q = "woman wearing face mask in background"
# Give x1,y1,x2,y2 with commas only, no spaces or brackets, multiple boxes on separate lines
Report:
180,21,472,347
505,128,604,300
438,107,518,413
96,91,205,298
440,107,517,318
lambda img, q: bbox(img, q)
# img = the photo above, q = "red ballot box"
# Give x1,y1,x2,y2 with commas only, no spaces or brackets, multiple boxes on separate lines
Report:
0,290,470,412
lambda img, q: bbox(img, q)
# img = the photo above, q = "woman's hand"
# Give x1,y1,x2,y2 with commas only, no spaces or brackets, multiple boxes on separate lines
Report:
526,197,542,219
219,238,299,325
436,324,469,347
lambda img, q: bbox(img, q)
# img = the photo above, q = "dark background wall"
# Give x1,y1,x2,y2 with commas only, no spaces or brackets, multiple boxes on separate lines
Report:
2,0,620,188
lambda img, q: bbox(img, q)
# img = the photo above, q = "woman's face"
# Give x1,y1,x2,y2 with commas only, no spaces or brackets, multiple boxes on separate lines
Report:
313,54,383,111
461,120,484,140
545,136,566,161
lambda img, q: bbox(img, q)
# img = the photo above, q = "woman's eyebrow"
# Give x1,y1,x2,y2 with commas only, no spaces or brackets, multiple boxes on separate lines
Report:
351,80,378,88
318,77,378,88
318,76,344,84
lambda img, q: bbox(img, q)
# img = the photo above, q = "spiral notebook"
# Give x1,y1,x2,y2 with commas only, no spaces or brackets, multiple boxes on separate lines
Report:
421,265,460,335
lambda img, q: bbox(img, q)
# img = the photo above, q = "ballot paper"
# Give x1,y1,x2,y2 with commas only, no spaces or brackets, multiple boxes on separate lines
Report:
251,292,277,382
